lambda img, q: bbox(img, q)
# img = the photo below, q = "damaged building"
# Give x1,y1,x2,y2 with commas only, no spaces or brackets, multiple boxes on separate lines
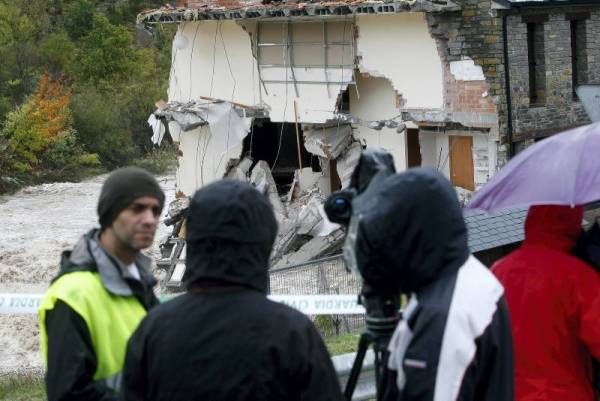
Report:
139,0,600,269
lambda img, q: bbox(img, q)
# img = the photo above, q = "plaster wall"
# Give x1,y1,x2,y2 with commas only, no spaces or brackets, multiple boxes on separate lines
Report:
350,74,407,171
176,125,244,195
356,13,444,109
169,21,259,105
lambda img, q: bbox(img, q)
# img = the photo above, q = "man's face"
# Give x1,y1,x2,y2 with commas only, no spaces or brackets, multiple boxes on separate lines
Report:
111,196,162,251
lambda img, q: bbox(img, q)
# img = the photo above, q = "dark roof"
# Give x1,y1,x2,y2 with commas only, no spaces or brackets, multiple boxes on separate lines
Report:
137,0,459,24
464,207,527,253
495,0,600,8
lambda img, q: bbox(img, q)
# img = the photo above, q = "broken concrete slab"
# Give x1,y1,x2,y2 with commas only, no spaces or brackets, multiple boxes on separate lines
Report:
225,157,253,182
336,141,362,189
287,168,322,202
304,124,353,159
273,228,345,268
250,160,285,219
296,196,325,236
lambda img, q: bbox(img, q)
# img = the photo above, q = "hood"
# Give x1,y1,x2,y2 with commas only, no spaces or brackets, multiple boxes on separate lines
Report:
184,179,278,293
350,168,469,294
57,229,156,296
524,205,583,252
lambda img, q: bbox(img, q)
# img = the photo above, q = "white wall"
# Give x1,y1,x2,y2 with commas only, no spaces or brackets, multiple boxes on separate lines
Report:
356,13,444,109
350,74,407,171
169,21,259,105
176,125,244,195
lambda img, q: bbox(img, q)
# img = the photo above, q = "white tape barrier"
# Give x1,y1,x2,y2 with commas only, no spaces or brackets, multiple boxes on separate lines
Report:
0,293,42,315
0,293,364,316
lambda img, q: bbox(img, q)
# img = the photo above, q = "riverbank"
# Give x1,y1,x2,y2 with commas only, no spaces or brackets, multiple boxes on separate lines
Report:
0,173,176,375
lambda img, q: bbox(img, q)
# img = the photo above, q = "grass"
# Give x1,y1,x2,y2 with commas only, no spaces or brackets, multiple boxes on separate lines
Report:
324,332,360,356
0,332,359,400
0,375,45,401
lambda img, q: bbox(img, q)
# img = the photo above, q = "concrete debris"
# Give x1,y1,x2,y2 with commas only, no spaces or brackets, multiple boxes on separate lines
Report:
225,157,253,182
167,197,190,219
384,120,399,129
303,124,353,159
273,228,345,268
154,101,209,131
336,141,362,189
296,196,326,236
367,121,385,131
250,160,285,219
395,122,407,133
287,168,322,202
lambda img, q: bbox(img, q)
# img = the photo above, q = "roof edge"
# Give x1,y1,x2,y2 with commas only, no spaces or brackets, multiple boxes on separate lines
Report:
137,0,461,24
500,0,600,9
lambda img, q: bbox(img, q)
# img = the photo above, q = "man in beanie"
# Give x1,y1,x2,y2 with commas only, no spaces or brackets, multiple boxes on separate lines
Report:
121,179,343,401
39,167,165,401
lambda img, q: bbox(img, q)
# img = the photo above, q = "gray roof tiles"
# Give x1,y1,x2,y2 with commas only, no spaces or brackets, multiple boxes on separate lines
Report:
464,207,528,253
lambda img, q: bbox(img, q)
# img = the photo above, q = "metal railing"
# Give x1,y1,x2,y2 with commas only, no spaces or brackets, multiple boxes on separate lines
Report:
269,254,365,336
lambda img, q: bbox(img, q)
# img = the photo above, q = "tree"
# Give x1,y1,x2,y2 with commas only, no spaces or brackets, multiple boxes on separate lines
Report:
73,13,137,91
2,74,72,172
64,0,95,41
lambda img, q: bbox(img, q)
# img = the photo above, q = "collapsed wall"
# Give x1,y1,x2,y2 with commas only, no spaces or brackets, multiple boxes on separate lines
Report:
149,8,502,268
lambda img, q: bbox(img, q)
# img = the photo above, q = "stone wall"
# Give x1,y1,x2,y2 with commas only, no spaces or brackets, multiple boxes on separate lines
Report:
428,2,600,153
505,9,596,141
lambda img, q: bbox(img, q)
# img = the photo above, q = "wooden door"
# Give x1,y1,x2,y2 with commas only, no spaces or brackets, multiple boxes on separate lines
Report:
449,136,475,191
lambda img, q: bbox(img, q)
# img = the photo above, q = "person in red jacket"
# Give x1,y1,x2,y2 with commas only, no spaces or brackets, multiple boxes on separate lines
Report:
492,205,600,401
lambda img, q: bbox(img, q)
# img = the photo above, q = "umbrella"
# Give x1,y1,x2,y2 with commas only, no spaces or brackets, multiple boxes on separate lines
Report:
467,122,600,213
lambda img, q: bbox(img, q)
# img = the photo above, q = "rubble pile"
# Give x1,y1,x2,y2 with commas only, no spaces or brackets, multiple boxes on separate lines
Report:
159,119,364,278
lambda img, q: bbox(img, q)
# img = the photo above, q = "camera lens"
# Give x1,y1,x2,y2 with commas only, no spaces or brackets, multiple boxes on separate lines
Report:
324,189,355,225
333,197,349,211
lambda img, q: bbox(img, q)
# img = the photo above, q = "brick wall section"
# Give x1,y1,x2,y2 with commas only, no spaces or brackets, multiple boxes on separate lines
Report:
447,78,496,114
427,1,507,166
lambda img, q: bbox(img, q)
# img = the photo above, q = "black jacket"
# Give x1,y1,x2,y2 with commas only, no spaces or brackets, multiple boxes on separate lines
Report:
44,229,158,401
350,169,514,401
121,179,344,401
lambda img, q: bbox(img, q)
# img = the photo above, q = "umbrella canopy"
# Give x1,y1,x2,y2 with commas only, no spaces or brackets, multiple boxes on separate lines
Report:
468,122,600,212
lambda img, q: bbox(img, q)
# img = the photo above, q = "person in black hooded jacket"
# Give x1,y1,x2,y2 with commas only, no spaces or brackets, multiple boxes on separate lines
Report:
121,179,344,401
344,167,514,401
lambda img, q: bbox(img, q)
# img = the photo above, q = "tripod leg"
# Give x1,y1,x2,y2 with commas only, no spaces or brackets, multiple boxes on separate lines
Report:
344,332,372,401
372,344,390,401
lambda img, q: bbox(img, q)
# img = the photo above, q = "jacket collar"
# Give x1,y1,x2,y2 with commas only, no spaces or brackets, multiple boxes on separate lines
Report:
66,229,156,296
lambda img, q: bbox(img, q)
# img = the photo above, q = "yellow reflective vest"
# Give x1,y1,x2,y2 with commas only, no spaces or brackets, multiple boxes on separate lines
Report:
39,271,147,382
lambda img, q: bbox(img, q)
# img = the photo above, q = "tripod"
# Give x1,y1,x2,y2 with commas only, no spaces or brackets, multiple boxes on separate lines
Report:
343,329,393,401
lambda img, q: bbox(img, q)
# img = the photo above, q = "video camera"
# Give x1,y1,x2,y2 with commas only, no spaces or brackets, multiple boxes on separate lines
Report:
324,148,402,400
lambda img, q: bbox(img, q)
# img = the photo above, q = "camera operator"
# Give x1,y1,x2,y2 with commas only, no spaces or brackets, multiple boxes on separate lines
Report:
339,166,514,401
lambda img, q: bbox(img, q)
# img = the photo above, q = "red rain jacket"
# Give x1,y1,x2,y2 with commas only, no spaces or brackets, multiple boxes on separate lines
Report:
493,205,600,401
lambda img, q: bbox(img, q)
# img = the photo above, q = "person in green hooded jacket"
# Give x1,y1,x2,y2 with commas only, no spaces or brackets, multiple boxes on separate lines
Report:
39,167,165,401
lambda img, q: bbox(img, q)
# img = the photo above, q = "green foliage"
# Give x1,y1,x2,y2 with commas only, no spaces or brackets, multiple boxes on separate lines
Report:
64,0,95,41
131,143,177,174
39,129,101,181
39,32,76,76
71,87,137,168
73,14,137,90
0,0,173,193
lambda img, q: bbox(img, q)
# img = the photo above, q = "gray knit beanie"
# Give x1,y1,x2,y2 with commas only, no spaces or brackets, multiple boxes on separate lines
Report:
97,167,165,229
